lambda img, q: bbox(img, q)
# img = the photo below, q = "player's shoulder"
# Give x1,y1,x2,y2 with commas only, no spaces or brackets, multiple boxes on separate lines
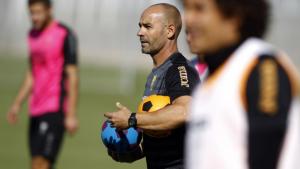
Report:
169,52,188,65
242,52,297,100
246,52,287,80
57,22,76,36
168,52,198,77
165,53,200,86
57,22,71,31
55,22,77,44
252,52,291,72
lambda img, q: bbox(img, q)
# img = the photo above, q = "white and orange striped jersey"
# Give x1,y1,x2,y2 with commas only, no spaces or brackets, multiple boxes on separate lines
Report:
186,38,300,169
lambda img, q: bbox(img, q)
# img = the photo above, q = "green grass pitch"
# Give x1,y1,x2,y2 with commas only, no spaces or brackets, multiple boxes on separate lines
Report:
0,56,147,169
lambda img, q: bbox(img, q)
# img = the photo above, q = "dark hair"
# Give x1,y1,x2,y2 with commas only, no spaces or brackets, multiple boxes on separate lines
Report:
28,0,52,7
215,0,270,40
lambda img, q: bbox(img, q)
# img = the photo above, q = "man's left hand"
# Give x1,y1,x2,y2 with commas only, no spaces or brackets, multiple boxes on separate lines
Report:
104,102,131,130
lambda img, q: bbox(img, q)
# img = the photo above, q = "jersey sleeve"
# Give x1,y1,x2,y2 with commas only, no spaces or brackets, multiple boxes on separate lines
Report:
165,64,200,101
244,54,292,169
63,30,78,65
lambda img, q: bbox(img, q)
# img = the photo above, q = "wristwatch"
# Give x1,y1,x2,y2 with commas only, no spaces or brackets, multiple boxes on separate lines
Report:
128,112,137,128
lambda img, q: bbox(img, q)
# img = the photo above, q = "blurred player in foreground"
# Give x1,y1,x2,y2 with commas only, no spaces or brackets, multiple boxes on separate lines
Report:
6,0,79,168
104,3,199,169
183,0,300,169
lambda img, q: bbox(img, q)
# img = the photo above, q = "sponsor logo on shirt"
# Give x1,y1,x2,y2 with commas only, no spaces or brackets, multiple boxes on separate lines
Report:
178,66,190,88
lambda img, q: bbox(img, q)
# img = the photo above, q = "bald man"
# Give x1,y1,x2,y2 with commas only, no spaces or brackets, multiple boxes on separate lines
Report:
104,3,199,169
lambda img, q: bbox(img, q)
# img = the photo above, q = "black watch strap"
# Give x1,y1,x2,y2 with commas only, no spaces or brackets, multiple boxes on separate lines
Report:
128,112,137,128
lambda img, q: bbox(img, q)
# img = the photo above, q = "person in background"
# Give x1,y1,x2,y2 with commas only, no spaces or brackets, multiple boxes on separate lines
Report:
6,0,79,168
104,3,199,169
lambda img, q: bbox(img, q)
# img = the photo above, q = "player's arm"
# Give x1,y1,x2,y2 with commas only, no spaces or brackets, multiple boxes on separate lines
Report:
137,65,199,130
64,28,79,135
136,95,191,130
243,55,292,169
65,65,79,134
7,69,33,124
105,64,199,130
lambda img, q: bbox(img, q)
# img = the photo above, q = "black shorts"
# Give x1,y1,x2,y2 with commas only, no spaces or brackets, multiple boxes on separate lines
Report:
29,112,65,164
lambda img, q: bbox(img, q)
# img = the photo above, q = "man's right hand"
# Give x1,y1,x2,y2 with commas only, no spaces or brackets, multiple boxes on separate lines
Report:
108,146,144,163
7,104,21,125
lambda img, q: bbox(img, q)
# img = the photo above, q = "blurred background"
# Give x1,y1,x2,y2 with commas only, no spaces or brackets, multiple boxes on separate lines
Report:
0,0,299,169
